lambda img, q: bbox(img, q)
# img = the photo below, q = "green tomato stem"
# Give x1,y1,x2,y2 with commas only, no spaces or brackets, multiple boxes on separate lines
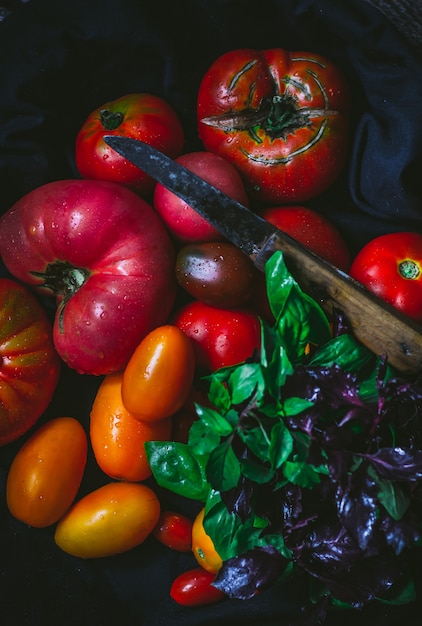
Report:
100,108,124,130
399,259,420,280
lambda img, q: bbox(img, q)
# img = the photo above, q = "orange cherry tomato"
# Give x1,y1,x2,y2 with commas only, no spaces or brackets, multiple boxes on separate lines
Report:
6,417,87,528
191,508,223,574
54,481,160,558
153,510,193,552
121,324,195,422
90,371,172,482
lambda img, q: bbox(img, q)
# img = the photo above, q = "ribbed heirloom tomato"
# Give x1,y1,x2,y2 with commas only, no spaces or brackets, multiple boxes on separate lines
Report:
6,417,87,527
0,278,61,446
90,371,172,482
121,325,195,422
54,481,160,558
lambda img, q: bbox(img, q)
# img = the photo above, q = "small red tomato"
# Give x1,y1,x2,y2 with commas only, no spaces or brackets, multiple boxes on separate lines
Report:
172,301,261,371
153,510,193,552
75,93,185,194
349,232,422,322
170,568,226,607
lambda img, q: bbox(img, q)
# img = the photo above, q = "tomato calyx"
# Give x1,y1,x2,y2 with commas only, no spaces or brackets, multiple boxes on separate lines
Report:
31,260,90,331
399,259,421,280
99,108,124,130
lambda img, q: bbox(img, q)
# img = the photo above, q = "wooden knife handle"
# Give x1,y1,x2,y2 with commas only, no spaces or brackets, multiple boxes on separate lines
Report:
255,230,422,375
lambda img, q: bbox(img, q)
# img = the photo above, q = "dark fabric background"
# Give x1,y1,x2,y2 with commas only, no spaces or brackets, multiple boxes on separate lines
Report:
1,1,422,625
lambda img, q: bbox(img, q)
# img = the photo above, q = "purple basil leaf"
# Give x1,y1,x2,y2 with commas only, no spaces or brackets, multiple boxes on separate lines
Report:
212,546,287,599
220,474,254,522
360,447,422,481
336,465,378,550
380,510,422,554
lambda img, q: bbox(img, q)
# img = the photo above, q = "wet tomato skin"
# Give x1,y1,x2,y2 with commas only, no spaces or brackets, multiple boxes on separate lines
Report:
172,301,261,371
153,510,193,552
170,567,226,607
54,481,160,558
121,325,195,422
175,241,258,308
90,372,172,482
6,417,88,528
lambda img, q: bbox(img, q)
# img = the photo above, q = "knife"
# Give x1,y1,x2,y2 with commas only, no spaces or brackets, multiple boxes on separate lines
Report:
104,134,422,375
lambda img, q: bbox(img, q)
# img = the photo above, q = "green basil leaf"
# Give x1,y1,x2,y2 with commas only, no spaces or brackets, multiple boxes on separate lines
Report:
283,396,314,417
269,420,293,469
145,441,209,500
368,466,410,520
203,492,241,560
195,404,234,436
188,419,220,456
207,376,232,411
229,362,265,405
241,455,275,484
206,440,241,492
309,333,373,371
238,424,271,463
282,460,323,488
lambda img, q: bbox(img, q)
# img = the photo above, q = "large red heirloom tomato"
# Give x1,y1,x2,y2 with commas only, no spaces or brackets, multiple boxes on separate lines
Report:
0,180,177,375
75,93,185,195
0,278,60,446
197,48,350,204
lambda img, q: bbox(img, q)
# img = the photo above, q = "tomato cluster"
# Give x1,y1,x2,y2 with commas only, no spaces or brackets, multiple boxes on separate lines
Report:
3,46,418,611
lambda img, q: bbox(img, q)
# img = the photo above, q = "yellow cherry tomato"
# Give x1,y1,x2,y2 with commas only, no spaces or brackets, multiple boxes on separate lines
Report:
54,481,160,558
6,417,87,528
121,324,195,422
191,507,223,574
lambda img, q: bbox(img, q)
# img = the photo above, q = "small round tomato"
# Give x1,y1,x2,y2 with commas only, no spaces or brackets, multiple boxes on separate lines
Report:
170,568,226,607
90,372,172,482
349,232,422,322
75,93,185,194
175,241,258,308
153,151,249,242
191,507,223,574
6,417,87,528
153,510,193,552
172,301,261,371
54,481,160,558
0,278,61,446
260,205,351,271
121,325,195,422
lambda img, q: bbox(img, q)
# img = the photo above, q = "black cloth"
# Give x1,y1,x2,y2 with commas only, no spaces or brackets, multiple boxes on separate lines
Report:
1,1,422,625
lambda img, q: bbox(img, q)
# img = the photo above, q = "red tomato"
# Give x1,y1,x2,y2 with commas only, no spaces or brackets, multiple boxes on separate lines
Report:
0,278,61,446
75,93,185,195
121,325,195,422
0,180,176,375
197,48,350,204
349,232,422,322
54,481,160,558
6,417,87,527
172,301,261,372
170,568,226,607
153,151,249,242
260,205,351,271
90,372,172,482
153,510,193,552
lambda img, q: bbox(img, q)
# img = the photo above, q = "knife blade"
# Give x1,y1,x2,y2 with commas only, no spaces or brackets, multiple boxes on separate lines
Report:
104,134,422,374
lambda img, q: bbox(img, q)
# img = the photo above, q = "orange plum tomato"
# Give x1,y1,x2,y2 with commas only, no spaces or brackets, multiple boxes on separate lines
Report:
121,325,195,422
54,481,160,558
6,417,87,528
170,568,226,607
349,232,422,322
172,301,261,372
153,151,249,243
191,507,223,574
0,278,61,446
153,510,193,552
90,371,172,482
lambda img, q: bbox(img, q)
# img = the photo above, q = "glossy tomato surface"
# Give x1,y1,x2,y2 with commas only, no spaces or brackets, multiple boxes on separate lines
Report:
0,278,61,446
6,417,87,527
0,180,177,375
153,510,193,552
172,301,261,372
75,93,185,194
90,372,172,482
54,481,160,558
170,567,226,607
349,232,422,322
121,325,195,422
175,241,258,308
198,48,350,203
153,151,249,242
191,508,223,574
